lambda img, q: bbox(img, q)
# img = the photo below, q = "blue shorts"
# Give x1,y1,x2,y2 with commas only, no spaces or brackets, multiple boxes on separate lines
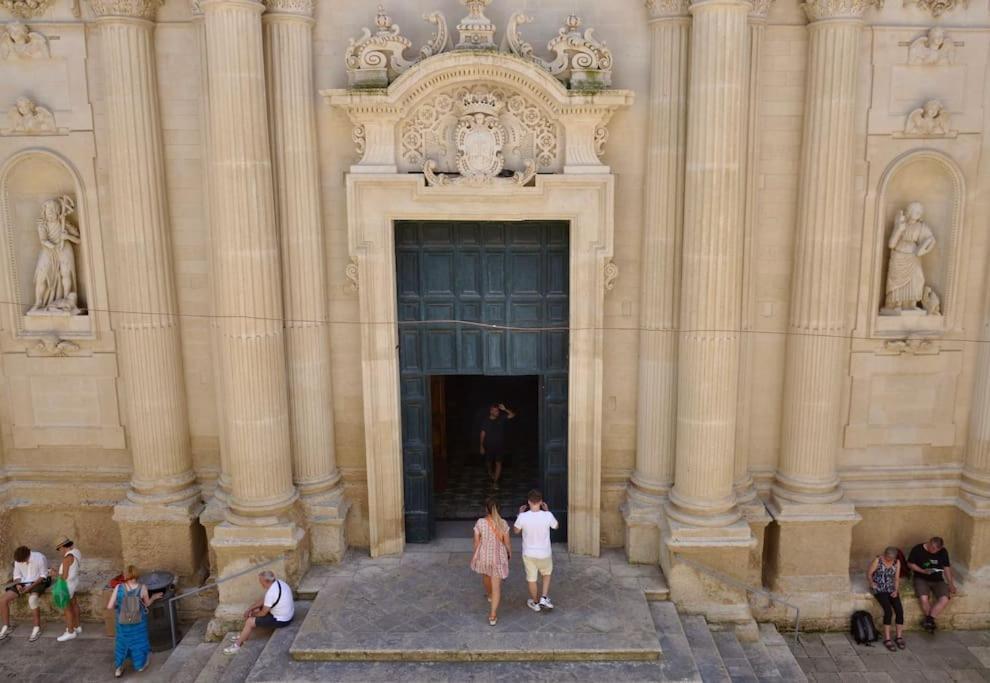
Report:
255,613,292,629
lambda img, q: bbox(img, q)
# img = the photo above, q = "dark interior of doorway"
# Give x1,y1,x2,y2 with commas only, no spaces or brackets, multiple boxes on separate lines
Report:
432,374,540,520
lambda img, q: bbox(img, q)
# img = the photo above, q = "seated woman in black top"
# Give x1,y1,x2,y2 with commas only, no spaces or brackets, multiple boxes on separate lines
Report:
868,547,905,651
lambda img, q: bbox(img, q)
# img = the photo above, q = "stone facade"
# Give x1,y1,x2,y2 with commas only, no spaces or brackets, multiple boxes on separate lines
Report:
1,0,989,628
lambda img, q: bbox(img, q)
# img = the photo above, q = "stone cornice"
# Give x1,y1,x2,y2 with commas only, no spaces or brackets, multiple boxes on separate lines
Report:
262,0,311,17
88,0,163,20
802,0,882,21
645,0,691,18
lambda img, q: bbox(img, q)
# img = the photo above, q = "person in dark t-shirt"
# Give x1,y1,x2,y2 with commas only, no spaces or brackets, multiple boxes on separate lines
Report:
907,536,956,632
479,403,516,490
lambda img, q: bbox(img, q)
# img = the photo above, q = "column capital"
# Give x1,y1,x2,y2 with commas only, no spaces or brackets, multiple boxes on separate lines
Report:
88,0,163,20
262,0,312,17
646,0,691,19
802,0,882,21
750,0,774,19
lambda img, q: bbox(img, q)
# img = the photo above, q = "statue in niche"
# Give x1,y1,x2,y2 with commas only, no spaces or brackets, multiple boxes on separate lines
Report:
0,22,50,61
883,202,938,315
4,96,56,135
28,195,82,316
904,99,951,137
908,27,954,65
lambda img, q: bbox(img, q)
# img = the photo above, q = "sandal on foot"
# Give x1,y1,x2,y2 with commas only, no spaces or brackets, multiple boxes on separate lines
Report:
883,639,897,652
488,615,497,626
895,637,906,650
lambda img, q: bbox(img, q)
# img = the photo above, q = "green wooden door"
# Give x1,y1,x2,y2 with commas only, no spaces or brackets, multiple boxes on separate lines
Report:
396,221,569,543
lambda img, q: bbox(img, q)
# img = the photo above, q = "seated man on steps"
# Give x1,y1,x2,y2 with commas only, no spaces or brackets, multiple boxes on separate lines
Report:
907,536,956,632
0,545,51,643
223,570,295,655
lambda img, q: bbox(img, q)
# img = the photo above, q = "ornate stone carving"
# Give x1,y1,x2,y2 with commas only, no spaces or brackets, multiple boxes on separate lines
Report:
400,86,558,174
908,27,954,65
32,333,79,356
749,0,774,17
604,260,619,292
644,0,691,18
0,21,49,60
455,0,494,50
881,338,938,355
1,96,63,136
802,0,883,21
88,0,163,19
903,99,953,137
903,0,966,16
881,202,938,317
505,13,613,90
352,124,366,156
344,261,359,293
594,125,609,156
344,5,451,88
0,0,53,19
27,195,83,317
262,0,313,16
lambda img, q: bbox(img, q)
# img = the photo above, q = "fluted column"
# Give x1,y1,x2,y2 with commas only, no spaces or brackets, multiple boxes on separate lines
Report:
625,0,691,563
733,0,772,507
202,0,296,522
771,0,874,513
666,0,752,530
959,297,990,576
263,0,348,562
92,0,203,576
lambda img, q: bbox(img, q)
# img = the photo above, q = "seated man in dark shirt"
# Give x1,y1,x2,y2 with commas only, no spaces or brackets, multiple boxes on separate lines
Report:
907,536,956,632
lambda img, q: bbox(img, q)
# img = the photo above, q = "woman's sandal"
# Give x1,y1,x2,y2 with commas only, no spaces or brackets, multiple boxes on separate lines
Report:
895,637,906,650
883,639,897,652
488,615,497,626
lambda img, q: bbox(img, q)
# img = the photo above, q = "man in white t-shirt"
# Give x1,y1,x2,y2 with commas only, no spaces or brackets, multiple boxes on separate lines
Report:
1,545,51,642
514,489,559,612
223,570,295,655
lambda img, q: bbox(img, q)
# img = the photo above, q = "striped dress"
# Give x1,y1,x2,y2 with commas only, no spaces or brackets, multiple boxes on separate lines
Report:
471,516,510,579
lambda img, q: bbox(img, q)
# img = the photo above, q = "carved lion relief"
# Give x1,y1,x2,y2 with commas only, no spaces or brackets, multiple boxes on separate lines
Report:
400,86,559,176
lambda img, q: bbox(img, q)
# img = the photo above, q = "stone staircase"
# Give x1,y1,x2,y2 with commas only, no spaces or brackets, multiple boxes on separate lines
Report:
150,577,808,682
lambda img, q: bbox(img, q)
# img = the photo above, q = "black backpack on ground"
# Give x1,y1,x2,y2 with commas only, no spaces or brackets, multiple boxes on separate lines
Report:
851,610,879,646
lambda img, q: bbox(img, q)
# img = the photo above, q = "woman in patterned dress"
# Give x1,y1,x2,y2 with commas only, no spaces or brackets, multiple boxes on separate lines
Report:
471,496,512,625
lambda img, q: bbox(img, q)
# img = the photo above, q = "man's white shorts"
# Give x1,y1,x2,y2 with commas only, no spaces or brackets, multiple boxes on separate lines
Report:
523,555,553,583
27,593,41,610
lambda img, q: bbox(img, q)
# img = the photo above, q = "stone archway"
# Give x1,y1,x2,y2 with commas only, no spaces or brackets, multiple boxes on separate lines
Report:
325,34,632,557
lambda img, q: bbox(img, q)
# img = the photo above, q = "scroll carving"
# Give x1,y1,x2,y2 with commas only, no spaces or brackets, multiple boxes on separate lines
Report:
504,13,613,90
32,333,79,356
344,261,359,293
903,0,966,17
344,5,450,88
604,260,619,292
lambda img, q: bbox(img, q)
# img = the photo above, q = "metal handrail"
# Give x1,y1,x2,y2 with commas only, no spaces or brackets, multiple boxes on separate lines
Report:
165,556,284,650
676,556,801,642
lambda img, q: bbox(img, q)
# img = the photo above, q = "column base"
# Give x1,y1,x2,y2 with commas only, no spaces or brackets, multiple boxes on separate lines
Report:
301,485,350,564
113,496,207,581
208,519,307,638
199,491,229,576
621,486,665,565
660,517,757,623
764,497,860,593
956,490,990,582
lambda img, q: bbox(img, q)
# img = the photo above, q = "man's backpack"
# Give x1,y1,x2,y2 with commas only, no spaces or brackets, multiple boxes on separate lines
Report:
851,610,878,645
118,585,143,626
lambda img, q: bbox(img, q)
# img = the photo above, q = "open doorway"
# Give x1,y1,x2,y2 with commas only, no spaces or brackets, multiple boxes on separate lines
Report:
433,375,540,520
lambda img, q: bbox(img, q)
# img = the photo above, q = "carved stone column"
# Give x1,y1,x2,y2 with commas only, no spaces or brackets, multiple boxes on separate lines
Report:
960,312,990,578
263,0,348,563
202,0,303,622
666,0,752,536
91,0,204,580
624,0,691,565
766,0,871,593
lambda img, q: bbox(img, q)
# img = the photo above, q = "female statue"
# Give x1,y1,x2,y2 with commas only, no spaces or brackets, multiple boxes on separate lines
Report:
884,202,936,313
30,195,80,314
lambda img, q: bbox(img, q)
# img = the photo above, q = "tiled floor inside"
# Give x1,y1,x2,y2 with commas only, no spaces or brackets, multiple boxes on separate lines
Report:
434,450,539,520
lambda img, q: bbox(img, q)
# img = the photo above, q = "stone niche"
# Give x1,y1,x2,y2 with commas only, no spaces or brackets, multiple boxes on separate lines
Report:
869,150,964,337
0,150,92,336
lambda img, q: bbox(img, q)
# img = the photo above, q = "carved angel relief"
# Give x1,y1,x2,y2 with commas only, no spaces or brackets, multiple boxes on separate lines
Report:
902,99,955,137
1,96,63,136
0,21,50,61
908,27,954,65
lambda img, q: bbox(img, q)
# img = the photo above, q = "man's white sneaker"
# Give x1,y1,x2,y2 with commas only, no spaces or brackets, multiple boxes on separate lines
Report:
0,625,11,640
28,626,41,642
539,596,554,610
223,642,242,655
57,630,77,642
74,626,82,635
526,599,541,612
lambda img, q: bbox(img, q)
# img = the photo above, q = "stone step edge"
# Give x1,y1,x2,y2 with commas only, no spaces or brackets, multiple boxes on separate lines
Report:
289,646,662,663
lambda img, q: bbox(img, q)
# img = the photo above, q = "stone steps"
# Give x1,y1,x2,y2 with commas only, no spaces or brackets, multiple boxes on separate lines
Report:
152,618,217,683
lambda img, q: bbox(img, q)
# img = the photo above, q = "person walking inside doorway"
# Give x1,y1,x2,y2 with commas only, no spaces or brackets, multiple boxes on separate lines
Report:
480,402,516,490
